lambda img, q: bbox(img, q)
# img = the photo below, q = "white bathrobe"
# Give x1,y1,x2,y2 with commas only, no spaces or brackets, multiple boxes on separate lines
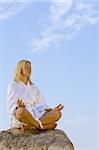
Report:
7,81,49,128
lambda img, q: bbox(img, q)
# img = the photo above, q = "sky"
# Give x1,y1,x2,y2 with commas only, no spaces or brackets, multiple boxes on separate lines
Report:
0,0,99,150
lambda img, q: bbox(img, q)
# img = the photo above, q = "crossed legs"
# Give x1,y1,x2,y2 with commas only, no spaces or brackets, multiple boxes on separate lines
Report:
15,106,62,131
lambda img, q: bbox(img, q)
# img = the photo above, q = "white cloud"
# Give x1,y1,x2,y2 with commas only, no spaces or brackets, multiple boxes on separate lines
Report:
65,118,88,126
29,31,63,53
0,2,29,22
29,0,99,53
0,0,33,2
50,0,73,24
60,115,93,128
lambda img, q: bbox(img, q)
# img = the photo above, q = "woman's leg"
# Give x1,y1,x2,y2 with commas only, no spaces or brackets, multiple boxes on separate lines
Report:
15,107,40,129
40,109,62,125
42,123,57,130
16,107,60,130
31,123,57,130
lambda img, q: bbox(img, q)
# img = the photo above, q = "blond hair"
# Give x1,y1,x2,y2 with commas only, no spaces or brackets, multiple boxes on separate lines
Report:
14,60,32,84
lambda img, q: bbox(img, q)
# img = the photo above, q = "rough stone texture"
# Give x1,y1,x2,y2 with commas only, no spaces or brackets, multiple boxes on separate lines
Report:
0,128,74,150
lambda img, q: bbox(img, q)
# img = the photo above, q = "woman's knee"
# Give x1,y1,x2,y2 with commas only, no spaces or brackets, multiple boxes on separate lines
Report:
16,107,26,118
54,110,62,121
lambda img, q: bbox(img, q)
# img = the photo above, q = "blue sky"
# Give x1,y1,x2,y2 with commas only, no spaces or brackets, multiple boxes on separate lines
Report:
0,0,99,150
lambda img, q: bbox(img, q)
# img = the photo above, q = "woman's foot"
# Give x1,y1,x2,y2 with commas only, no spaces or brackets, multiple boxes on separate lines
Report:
39,123,57,130
20,125,30,132
20,125,38,132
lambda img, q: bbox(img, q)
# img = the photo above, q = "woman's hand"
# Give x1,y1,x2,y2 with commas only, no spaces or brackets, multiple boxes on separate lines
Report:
54,104,64,111
44,108,52,112
45,104,64,112
17,99,25,109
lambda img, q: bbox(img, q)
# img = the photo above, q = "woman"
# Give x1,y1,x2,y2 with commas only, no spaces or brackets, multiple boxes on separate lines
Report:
7,60,64,131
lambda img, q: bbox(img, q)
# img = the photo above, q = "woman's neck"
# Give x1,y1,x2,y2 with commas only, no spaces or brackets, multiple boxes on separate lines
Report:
20,76,28,85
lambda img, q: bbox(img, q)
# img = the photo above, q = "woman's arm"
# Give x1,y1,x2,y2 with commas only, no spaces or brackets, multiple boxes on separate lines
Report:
7,83,18,114
45,104,64,112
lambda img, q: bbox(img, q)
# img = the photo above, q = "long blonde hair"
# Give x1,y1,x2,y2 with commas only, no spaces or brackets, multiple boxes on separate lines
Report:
14,60,32,84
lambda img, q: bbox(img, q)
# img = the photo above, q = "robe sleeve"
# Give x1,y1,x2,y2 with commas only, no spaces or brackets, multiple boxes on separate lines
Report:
32,84,49,109
7,83,19,115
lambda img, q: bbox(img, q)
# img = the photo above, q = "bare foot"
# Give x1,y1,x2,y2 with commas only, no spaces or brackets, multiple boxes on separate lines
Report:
39,123,57,130
20,125,31,132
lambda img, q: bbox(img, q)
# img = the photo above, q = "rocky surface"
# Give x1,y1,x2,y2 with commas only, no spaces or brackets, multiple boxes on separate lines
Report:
0,128,74,150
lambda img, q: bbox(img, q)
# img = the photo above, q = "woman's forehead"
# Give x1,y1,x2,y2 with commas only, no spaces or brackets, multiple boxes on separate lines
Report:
25,61,31,66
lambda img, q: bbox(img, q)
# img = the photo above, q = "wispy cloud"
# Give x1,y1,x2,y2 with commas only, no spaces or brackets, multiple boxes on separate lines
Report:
65,117,88,126
60,115,92,128
29,32,64,53
0,2,29,22
49,0,73,24
29,0,99,53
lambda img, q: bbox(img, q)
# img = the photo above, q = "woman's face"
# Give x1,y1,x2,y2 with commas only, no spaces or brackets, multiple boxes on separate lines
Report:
22,62,31,77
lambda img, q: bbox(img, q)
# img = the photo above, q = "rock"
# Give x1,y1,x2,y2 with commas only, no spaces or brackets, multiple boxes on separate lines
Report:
0,128,74,150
